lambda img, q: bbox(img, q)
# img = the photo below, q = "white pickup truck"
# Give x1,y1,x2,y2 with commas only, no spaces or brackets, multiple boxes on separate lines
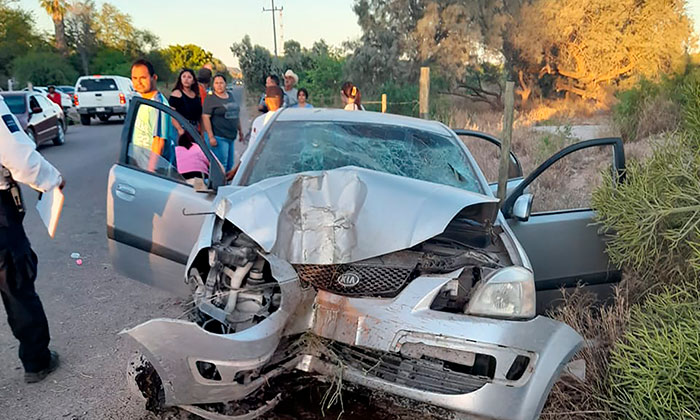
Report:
74,75,135,125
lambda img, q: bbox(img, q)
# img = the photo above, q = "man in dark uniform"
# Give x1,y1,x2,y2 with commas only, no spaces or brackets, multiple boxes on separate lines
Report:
0,95,64,383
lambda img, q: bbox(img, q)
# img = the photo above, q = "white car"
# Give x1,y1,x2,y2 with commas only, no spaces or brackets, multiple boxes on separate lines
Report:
24,86,74,110
74,75,135,125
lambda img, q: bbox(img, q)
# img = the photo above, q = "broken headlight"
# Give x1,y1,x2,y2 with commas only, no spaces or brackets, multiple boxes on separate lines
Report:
465,266,535,319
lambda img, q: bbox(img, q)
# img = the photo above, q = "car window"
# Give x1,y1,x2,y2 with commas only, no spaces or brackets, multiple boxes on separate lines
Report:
2,96,26,114
528,144,617,213
125,101,187,182
29,96,40,110
243,121,485,194
78,78,118,92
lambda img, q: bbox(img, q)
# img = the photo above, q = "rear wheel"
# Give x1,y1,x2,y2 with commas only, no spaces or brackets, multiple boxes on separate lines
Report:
98,114,110,122
80,114,91,125
52,120,66,145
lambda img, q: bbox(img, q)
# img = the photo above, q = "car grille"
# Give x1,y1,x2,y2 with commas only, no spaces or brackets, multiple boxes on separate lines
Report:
293,263,415,298
329,341,488,395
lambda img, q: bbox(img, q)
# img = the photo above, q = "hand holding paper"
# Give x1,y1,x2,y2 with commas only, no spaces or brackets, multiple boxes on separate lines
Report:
36,187,64,238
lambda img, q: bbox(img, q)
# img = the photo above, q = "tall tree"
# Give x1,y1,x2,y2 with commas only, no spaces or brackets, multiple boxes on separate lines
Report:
95,3,134,51
510,0,695,101
65,0,98,74
39,0,68,55
231,35,274,92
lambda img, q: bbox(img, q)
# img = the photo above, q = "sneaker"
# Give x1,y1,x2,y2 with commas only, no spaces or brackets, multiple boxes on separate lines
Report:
24,350,60,384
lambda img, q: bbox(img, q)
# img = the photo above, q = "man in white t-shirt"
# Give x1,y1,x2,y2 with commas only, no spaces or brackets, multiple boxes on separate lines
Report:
227,86,284,180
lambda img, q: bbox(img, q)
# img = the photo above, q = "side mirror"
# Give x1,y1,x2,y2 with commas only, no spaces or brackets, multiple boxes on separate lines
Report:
512,193,533,221
31,106,42,114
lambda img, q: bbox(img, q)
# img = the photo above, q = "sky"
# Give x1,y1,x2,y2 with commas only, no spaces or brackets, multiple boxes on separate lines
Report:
17,0,364,67
17,0,700,66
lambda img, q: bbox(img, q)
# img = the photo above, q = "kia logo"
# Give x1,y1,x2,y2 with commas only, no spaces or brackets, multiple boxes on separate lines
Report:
337,272,360,288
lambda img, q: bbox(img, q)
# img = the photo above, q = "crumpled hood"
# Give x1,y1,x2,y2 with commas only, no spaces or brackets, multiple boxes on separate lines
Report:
216,166,498,264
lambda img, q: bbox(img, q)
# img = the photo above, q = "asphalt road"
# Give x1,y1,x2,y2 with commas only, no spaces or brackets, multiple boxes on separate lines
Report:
0,88,249,420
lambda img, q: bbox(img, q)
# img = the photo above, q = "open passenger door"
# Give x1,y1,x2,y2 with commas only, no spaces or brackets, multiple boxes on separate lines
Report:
106,97,226,296
501,138,626,312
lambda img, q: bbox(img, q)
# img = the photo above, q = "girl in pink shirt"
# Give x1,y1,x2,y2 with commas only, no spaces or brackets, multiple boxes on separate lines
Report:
175,132,209,180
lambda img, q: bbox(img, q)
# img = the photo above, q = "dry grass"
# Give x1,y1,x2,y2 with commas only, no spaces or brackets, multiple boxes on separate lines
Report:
454,100,661,213
540,284,631,420
633,96,682,141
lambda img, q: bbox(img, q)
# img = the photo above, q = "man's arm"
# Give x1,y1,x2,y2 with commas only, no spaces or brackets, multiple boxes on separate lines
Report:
0,113,62,192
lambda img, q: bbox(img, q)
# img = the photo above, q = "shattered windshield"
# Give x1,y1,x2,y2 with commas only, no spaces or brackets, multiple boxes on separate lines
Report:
243,121,484,194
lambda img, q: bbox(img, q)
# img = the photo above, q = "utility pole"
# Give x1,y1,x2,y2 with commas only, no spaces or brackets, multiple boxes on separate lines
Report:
262,0,283,57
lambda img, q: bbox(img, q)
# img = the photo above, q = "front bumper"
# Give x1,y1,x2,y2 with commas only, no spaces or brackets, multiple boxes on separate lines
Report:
77,105,127,115
124,269,581,420
306,274,582,420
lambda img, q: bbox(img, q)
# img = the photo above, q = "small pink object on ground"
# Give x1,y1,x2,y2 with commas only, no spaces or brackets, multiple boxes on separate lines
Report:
76,259,83,266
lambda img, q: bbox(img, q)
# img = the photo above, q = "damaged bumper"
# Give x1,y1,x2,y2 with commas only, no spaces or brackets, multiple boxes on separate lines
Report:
304,273,582,420
125,270,581,420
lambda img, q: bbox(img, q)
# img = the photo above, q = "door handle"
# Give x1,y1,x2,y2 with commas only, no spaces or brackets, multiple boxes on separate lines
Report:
115,183,136,201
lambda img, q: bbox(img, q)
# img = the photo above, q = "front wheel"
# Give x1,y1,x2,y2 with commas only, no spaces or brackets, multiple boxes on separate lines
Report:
80,114,91,125
53,120,66,145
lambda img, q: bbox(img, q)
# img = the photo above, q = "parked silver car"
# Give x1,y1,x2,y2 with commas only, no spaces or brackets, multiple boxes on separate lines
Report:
107,98,625,420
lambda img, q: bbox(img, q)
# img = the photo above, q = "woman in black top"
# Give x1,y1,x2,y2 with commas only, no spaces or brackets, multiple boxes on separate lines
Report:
170,68,202,130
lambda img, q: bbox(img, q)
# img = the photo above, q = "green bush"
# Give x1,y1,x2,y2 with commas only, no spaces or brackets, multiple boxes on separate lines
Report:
11,51,78,87
608,286,700,420
613,67,700,142
677,70,700,137
592,131,700,281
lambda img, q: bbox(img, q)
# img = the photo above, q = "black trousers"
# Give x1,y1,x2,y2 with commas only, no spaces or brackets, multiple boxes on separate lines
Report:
0,189,51,373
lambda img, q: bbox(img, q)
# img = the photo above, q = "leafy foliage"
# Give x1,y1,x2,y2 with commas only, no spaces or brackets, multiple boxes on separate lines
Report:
90,48,133,76
162,44,214,74
0,4,47,82
11,51,78,86
608,286,700,420
231,35,274,93
592,131,700,282
510,0,695,101
613,66,700,142
39,0,68,54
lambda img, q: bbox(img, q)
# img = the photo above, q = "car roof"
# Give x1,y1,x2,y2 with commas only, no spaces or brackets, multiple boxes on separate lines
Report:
77,75,128,80
274,108,453,136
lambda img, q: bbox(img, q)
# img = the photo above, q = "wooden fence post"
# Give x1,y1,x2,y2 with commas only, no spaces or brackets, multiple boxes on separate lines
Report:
497,81,515,204
381,94,387,113
419,67,430,119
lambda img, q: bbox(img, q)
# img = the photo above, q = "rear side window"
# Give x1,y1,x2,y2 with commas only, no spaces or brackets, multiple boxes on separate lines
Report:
78,78,118,92
2,96,26,114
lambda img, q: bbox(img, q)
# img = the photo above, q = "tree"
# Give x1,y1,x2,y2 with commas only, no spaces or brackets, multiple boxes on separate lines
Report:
91,48,131,76
345,0,424,89
95,3,134,51
347,0,518,105
12,51,78,86
231,35,274,92
0,3,46,81
510,0,695,101
163,44,214,73
144,49,172,81
65,0,98,74
39,0,68,56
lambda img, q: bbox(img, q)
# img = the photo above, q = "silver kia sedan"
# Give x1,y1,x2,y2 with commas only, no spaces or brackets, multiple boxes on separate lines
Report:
107,98,625,420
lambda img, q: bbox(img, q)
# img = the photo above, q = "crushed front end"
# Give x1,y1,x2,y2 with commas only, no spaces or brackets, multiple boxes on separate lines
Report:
123,168,582,420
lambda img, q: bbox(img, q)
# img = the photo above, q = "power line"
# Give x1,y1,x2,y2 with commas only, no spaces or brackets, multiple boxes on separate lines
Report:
262,0,283,57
